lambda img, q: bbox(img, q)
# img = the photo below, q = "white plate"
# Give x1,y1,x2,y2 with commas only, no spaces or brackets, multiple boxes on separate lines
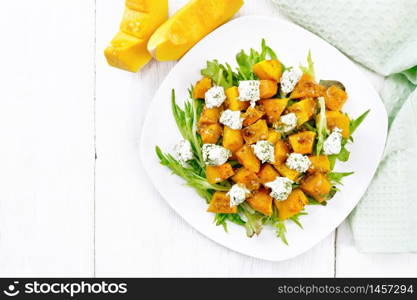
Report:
140,16,387,261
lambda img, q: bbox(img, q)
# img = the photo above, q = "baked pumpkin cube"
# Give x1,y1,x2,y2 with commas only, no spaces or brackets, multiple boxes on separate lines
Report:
235,145,261,173
324,85,347,111
260,80,278,99
247,188,273,216
206,163,234,184
274,163,300,181
199,123,222,144
308,155,330,174
274,189,308,220
257,164,279,184
252,59,282,82
259,98,288,124
193,77,212,99
232,168,261,191
326,111,350,138
242,106,265,127
207,192,237,214
289,131,316,154
267,128,281,145
301,173,331,202
242,119,268,144
199,106,221,125
274,140,289,163
287,98,317,126
290,73,326,99
223,126,244,153
225,86,250,111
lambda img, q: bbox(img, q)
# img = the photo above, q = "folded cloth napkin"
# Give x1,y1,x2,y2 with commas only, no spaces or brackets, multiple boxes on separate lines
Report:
273,0,417,252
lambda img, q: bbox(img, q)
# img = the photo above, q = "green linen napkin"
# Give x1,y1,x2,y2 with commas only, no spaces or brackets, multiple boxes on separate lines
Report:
273,0,417,252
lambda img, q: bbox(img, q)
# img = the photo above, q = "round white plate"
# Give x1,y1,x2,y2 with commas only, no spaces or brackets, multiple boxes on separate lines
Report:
140,16,387,261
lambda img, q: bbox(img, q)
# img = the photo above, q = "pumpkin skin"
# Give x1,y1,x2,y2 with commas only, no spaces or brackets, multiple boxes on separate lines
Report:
207,192,237,214
308,155,331,174
274,163,300,182
289,131,316,154
199,123,222,144
267,128,281,145
324,85,347,111
290,73,326,99
259,98,288,124
242,106,265,127
252,59,283,82
257,164,279,184
259,80,278,99
242,119,269,145
274,140,290,164
223,126,244,153
232,168,261,191
235,145,261,173
247,188,274,216
301,173,331,202
325,111,350,138
225,86,250,111
274,189,308,220
206,163,234,184
193,77,212,99
199,106,221,125
287,98,317,126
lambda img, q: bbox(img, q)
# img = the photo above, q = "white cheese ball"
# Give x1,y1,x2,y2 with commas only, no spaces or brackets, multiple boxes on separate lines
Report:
173,139,194,166
202,144,231,166
227,184,250,207
219,109,243,130
285,153,311,173
280,68,302,95
238,80,260,107
252,140,275,164
323,127,343,155
205,86,226,108
275,112,298,133
265,177,293,201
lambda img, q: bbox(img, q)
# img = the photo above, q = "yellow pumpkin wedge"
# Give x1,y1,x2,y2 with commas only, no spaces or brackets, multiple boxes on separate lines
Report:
148,0,244,61
206,163,234,184
288,131,316,154
242,119,269,145
193,77,212,99
207,192,237,214
301,173,331,202
232,168,261,191
252,60,282,82
235,145,261,173
259,98,288,124
225,87,250,111
257,164,279,184
247,189,273,216
223,126,244,153
104,0,168,72
274,189,308,220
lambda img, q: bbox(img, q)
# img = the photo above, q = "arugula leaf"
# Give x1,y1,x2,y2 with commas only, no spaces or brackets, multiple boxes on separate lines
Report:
316,96,328,155
289,212,308,229
201,60,235,88
300,50,315,79
328,172,354,185
350,110,370,135
214,213,246,232
240,203,263,237
275,220,288,245
337,146,350,162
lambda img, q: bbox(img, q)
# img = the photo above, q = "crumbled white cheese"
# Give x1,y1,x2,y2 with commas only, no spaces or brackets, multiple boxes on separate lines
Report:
205,86,226,108
173,139,194,166
202,144,232,166
275,112,298,133
285,153,311,173
323,127,343,155
252,140,275,164
238,80,260,107
280,68,302,94
265,177,293,201
227,184,250,207
219,109,243,130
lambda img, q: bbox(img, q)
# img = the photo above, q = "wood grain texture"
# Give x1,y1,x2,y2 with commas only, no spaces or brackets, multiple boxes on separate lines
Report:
0,0,95,276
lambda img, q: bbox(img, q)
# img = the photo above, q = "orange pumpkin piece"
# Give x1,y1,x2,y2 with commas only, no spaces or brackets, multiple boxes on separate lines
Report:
274,189,308,220
274,163,300,182
289,131,316,154
242,119,268,144
193,77,212,99
308,155,330,174
232,168,261,191
199,106,221,125
257,164,279,184
287,98,317,126
324,85,347,111
267,128,281,145
223,126,244,153
326,111,350,138
247,188,273,216
199,123,222,144
259,98,288,123
259,80,278,99
252,59,283,82
274,140,289,163
206,163,234,184
242,106,265,127
290,73,326,99
225,86,250,111
235,145,261,173
207,192,237,214
301,173,331,202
